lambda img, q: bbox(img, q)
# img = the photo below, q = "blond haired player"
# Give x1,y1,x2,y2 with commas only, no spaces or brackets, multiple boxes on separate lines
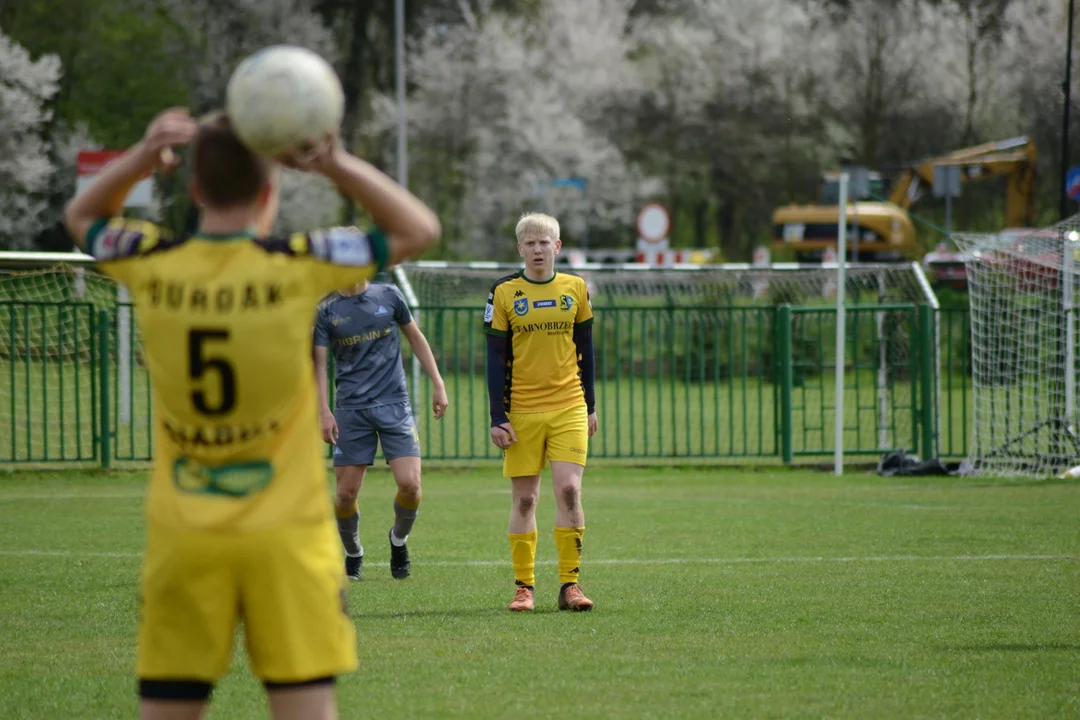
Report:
62,107,440,720
484,212,598,612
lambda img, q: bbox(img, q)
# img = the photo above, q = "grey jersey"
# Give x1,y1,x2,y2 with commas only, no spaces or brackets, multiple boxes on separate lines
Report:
314,283,413,409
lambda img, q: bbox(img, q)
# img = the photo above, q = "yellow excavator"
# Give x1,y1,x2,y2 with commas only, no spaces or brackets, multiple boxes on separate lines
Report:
771,136,1038,262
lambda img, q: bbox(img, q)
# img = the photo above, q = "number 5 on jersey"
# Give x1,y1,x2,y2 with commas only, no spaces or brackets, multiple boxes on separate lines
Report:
189,329,237,416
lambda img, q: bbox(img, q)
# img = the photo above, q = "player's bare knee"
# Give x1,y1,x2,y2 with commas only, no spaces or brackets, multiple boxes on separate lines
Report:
515,491,539,517
397,476,422,505
335,485,359,511
560,484,580,512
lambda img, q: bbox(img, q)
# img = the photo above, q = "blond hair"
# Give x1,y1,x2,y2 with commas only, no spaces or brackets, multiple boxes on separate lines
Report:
515,212,560,243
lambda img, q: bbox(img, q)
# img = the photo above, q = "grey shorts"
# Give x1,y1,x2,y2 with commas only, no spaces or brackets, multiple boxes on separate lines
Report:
332,401,421,467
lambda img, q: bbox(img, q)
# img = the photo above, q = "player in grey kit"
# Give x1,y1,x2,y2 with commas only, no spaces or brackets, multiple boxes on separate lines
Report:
314,277,448,580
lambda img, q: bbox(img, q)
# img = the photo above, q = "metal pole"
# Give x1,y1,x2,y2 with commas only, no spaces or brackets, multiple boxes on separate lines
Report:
394,0,420,434
1064,233,1076,428
945,192,952,248
835,173,849,476
395,0,408,188
1062,0,1075,220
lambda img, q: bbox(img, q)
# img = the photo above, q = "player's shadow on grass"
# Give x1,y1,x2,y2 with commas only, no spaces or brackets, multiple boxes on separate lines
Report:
936,643,1080,652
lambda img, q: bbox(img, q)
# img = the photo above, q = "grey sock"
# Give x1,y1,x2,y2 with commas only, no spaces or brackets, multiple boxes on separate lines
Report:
337,510,362,556
392,501,418,542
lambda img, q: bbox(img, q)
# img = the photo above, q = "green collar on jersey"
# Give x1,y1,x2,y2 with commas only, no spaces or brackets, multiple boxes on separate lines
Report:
195,228,258,241
519,269,557,285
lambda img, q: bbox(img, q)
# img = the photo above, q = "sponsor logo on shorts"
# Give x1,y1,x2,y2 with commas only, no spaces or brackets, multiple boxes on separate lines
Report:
533,299,556,308
569,447,586,455
513,298,529,316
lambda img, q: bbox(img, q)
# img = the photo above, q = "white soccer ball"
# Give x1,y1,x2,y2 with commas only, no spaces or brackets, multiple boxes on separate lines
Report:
225,45,345,157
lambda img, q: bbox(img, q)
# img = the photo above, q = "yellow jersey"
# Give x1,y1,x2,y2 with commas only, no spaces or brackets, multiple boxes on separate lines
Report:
483,270,594,414
88,217,388,531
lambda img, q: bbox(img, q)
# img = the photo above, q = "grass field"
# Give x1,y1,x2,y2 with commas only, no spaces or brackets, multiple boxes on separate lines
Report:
1,465,1077,719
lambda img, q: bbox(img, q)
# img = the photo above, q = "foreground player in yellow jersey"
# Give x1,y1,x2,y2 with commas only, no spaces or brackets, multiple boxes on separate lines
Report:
484,213,598,612
63,108,440,720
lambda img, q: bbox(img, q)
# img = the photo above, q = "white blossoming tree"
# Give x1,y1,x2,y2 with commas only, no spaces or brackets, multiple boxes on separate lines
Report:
370,0,658,259
0,27,61,249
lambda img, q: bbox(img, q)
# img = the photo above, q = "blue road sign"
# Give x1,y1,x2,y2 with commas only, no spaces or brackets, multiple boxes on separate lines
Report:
552,177,587,192
1067,166,1080,202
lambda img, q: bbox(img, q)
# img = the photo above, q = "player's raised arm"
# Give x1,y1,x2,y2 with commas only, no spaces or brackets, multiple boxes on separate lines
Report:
281,138,440,266
64,108,195,249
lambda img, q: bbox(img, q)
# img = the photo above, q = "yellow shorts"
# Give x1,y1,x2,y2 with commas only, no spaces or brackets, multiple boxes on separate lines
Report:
503,404,589,478
136,519,356,685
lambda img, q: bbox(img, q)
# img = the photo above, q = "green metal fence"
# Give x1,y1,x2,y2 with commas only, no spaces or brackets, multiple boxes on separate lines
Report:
0,301,973,466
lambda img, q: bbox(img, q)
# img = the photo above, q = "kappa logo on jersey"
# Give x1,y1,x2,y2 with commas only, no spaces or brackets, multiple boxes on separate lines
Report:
560,294,574,311
375,305,389,316
326,227,373,267
513,297,529,316
534,299,556,309
514,290,525,298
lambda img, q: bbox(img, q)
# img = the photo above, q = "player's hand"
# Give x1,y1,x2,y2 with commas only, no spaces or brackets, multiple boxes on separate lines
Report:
276,132,341,173
432,385,449,420
490,422,517,450
587,412,598,438
141,107,196,173
320,409,339,445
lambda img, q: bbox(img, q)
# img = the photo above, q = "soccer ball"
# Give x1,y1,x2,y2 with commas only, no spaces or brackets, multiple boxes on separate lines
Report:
225,45,345,157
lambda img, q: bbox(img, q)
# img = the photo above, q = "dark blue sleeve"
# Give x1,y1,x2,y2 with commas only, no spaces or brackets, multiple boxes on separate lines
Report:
313,305,331,348
574,323,596,414
391,285,413,325
486,333,510,427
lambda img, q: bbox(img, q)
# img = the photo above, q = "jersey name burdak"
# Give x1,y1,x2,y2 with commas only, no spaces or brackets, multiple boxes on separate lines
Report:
145,279,284,313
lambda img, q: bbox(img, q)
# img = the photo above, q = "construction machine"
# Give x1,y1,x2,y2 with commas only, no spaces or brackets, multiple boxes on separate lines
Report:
771,136,1038,263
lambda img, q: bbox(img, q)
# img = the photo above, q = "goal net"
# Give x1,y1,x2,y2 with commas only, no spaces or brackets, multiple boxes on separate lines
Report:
396,260,939,459
954,216,1080,477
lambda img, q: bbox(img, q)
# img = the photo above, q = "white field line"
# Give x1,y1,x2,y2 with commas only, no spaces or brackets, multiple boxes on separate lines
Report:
0,549,1074,566
0,492,144,500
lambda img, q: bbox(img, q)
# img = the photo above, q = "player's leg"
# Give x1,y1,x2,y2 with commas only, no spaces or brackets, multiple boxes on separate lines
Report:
137,524,240,719
266,680,336,720
333,464,367,579
507,473,542,611
139,698,209,720
241,521,356,720
503,411,547,611
376,401,423,579
333,408,377,580
546,404,593,611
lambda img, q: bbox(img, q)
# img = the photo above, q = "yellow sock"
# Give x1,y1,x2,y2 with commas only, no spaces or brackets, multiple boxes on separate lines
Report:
554,526,585,585
508,530,537,587
335,501,358,520
394,489,422,511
